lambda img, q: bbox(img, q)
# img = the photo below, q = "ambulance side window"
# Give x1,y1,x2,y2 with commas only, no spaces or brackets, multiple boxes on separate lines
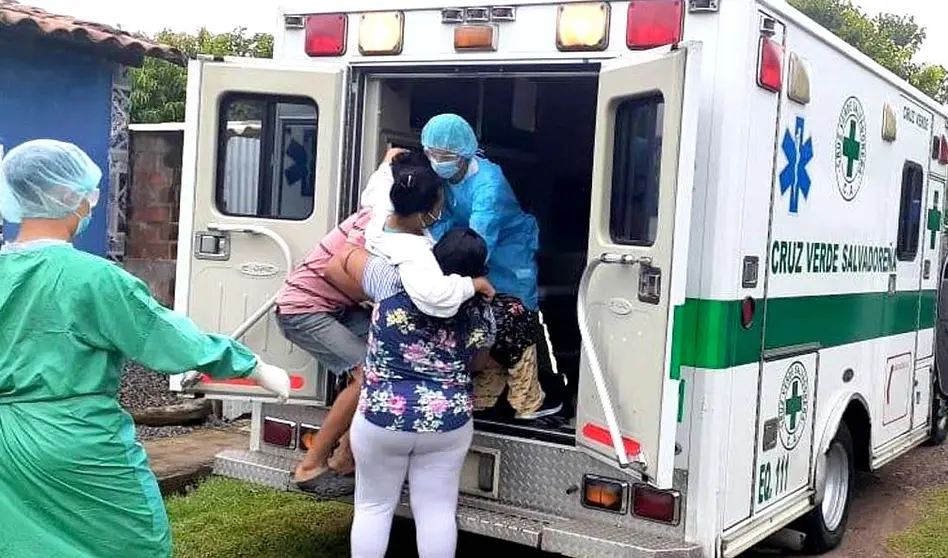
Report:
610,93,664,246
896,161,924,261
215,93,318,220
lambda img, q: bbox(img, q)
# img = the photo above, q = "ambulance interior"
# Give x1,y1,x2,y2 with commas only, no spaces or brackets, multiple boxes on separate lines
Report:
360,70,600,441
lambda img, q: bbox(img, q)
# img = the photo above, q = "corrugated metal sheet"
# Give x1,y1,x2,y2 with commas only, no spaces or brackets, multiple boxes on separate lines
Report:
222,136,261,216
0,1,185,67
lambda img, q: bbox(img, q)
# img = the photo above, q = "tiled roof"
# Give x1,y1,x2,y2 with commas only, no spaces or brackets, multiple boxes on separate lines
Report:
0,1,186,67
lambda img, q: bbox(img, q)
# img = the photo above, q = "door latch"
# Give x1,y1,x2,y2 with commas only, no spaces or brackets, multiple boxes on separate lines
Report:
638,264,662,304
194,231,230,261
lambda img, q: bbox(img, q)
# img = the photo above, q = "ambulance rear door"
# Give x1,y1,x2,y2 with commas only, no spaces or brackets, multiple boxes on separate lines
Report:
576,42,701,489
172,58,346,404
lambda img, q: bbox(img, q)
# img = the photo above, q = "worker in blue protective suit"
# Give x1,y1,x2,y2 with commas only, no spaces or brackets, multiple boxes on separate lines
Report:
422,113,540,311
421,114,567,421
0,139,291,558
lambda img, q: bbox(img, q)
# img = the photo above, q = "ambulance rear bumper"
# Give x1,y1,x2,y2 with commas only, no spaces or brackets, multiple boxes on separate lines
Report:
213,448,703,558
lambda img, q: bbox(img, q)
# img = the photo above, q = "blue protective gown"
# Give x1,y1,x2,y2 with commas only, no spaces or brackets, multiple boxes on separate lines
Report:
0,242,258,558
430,157,540,310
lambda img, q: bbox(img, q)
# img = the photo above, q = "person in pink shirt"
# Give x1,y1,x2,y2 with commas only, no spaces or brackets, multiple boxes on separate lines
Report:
275,205,374,494
277,149,493,495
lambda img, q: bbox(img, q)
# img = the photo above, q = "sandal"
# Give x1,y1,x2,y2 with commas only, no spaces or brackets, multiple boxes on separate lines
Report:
294,469,355,498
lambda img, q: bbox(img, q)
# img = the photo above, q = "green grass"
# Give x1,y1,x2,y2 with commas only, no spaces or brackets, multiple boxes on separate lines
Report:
166,478,352,558
889,489,948,557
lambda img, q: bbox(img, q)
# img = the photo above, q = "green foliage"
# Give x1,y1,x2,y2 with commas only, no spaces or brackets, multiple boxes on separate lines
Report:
789,0,948,103
130,28,273,124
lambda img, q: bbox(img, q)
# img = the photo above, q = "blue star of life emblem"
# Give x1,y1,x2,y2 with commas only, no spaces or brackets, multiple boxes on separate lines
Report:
779,116,814,214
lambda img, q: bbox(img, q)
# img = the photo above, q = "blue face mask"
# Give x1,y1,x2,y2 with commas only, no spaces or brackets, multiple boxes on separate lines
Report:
431,159,460,180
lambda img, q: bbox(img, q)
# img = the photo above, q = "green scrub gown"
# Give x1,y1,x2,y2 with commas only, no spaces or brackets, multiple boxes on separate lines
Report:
0,243,258,558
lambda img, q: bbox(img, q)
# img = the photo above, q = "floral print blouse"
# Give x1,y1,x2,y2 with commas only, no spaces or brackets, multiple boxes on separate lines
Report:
358,256,496,433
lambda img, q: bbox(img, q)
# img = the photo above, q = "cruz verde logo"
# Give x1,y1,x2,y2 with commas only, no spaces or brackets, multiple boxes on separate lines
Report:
778,361,809,451
835,96,868,201
779,116,814,214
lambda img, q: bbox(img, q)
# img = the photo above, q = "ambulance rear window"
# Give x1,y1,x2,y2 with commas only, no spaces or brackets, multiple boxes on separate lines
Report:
896,161,924,261
610,93,664,246
215,93,318,220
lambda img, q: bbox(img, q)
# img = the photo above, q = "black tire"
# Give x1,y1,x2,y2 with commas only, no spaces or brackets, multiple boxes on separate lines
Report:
927,384,948,446
800,422,854,554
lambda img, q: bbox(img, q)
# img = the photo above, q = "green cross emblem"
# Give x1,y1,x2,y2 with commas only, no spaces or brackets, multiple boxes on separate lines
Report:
784,381,803,431
842,120,862,179
928,203,942,250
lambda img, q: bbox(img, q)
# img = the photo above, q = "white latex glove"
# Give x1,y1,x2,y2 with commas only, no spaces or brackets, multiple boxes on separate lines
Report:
249,359,291,402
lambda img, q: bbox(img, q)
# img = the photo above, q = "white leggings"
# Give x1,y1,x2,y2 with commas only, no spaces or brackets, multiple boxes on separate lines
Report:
349,412,474,558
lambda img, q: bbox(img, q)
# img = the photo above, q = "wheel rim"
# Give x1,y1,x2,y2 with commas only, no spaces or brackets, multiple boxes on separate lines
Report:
821,442,850,532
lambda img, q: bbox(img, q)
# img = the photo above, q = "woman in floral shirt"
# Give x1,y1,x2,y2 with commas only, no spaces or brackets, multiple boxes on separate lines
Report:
342,198,496,555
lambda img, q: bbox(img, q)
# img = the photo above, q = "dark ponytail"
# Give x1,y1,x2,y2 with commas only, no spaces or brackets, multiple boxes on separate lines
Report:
389,160,443,218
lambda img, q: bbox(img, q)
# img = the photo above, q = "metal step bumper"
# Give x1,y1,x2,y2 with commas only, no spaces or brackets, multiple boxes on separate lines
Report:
214,449,703,558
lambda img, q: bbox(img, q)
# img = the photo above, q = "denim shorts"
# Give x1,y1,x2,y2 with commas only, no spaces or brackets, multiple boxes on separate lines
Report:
276,306,371,377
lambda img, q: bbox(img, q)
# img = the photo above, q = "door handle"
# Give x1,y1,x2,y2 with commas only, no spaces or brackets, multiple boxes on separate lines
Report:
598,252,662,304
194,231,230,261
576,253,653,470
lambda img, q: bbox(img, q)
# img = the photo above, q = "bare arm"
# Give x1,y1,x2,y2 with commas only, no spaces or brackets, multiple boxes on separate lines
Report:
325,244,371,302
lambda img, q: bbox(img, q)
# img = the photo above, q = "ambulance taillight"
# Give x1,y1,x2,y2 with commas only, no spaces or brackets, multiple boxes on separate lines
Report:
626,0,684,50
940,135,948,165
757,36,784,93
305,14,347,57
262,417,298,449
631,483,681,525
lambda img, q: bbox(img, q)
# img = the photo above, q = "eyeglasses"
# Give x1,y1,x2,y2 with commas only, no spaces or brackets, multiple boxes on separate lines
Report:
424,148,460,163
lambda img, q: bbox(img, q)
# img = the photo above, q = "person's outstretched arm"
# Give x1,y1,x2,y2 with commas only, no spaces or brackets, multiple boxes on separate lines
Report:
79,265,258,379
397,248,493,318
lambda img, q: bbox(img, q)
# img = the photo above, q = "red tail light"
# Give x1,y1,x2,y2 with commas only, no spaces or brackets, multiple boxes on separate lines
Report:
262,417,297,449
940,135,948,165
305,14,347,56
626,0,684,50
631,483,681,524
758,36,784,92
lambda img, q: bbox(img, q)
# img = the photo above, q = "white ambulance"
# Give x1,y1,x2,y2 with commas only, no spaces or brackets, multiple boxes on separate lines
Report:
171,0,948,555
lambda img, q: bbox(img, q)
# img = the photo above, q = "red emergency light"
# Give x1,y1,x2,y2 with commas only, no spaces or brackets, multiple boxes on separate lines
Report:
626,0,684,50
757,35,784,93
305,14,347,56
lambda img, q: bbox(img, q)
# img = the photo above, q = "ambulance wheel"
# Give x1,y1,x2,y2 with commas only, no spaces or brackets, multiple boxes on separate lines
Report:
801,422,853,554
927,387,948,446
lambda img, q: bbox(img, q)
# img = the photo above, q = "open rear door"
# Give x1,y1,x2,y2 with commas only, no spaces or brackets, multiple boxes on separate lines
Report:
172,58,346,403
577,43,700,488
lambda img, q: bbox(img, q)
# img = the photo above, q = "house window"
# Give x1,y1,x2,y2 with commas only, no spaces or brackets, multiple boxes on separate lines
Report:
610,94,665,246
215,94,318,220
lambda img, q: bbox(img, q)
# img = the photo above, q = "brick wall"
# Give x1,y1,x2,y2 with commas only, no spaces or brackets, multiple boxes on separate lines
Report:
125,129,183,306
